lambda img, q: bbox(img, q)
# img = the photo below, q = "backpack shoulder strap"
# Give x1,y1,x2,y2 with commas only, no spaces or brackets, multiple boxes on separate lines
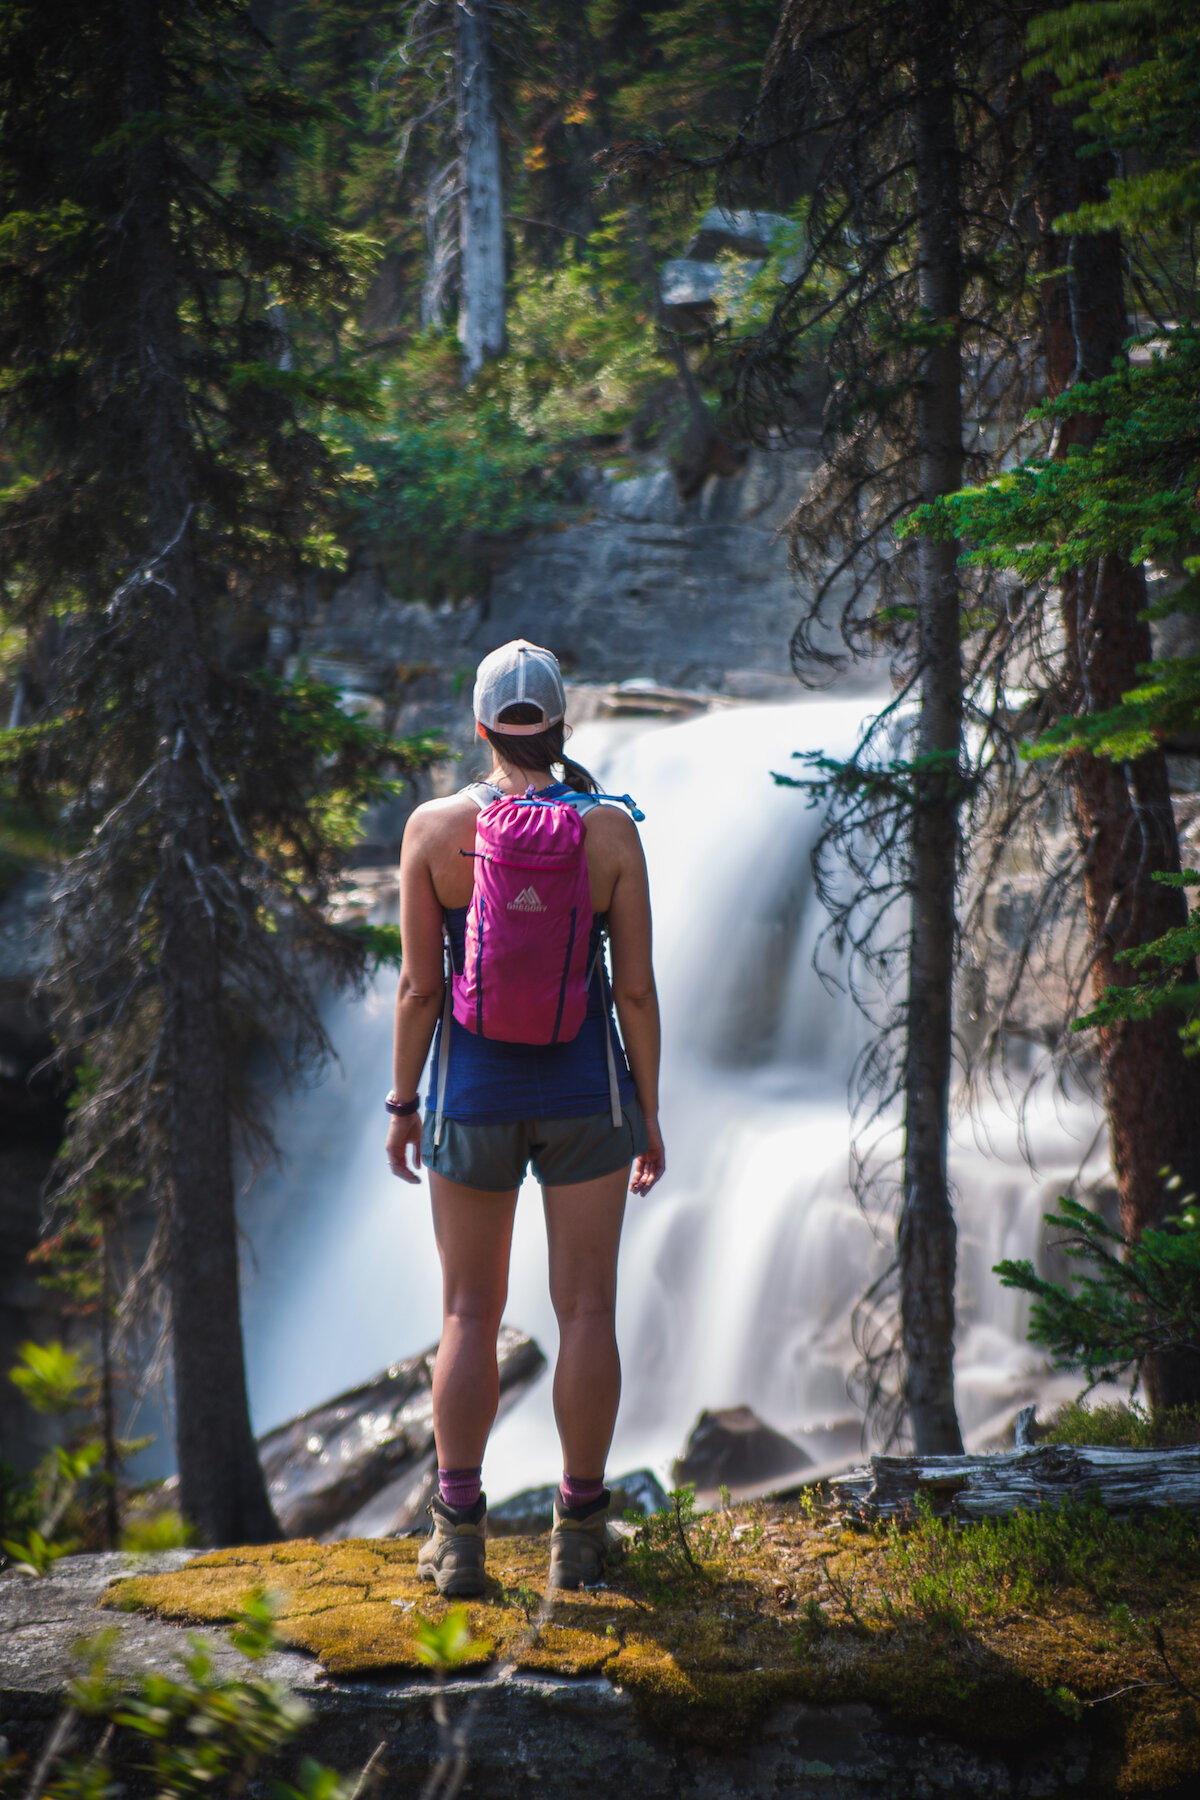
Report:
562,790,645,822
555,789,602,816
463,780,504,810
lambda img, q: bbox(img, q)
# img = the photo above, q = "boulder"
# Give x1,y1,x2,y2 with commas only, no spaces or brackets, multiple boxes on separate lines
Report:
257,1325,546,1540
672,1406,813,1503
488,1468,668,1536
685,207,794,260
658,256,762,320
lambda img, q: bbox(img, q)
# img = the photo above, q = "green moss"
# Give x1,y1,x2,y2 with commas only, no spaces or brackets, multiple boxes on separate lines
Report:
103,1501,1200,1792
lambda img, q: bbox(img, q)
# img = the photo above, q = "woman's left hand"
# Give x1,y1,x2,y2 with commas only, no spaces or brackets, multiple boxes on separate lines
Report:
387,1112,424,1184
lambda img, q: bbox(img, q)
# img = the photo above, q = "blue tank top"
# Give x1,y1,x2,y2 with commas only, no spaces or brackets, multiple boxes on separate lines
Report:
425,785,638,1126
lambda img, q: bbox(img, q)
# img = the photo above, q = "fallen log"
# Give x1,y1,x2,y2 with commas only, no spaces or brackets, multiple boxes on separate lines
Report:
828,1445,1200,1523
256,1324,545,1540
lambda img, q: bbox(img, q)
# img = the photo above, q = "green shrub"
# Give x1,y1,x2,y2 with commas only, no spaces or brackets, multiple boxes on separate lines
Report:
622,1484,745,1602
34,1591,354,1800
1042,1399,1200,1448
995,1193,1200,1389
879,1494,1200,1630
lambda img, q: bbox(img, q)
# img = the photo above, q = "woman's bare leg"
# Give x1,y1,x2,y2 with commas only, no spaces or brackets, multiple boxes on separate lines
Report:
543,1165,629,1480
428,1173,519,1470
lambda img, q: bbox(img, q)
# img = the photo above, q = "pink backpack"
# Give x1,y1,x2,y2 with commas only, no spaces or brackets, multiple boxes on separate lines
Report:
454,793,594,1045
431,782,644,1146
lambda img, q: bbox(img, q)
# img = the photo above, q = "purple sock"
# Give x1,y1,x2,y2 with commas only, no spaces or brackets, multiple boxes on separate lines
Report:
560,1472,605,1510
438,1467,482,1511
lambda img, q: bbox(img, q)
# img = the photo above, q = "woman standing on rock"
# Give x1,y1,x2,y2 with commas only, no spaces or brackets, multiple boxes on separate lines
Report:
385,640,665,1596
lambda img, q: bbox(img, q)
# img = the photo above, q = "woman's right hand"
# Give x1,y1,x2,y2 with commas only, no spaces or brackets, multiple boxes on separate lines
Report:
387,1111,424,1184
631,1114,665,1196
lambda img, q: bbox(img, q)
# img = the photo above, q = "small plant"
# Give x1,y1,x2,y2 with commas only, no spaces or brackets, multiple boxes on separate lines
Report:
16,1593,362,1800
412,1608,493,1673
0,1526,70,1577
624,1485,720,1601
411,1609,493,1800
118,1507,197,1554
2,1343,114,1571
8,1340,92,1415
493,1581,541,1623
798,1485,824,1523
796,1594,828,1649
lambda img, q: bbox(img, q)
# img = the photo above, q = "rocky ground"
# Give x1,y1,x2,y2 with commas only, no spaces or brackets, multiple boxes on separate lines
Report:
5,1489,1200,1798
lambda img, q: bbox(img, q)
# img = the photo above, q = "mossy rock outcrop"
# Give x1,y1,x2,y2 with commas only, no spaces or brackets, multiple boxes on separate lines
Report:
104,1497,1200,1793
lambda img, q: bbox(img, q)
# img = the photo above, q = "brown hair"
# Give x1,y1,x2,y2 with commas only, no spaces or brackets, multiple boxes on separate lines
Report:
481,702,599,794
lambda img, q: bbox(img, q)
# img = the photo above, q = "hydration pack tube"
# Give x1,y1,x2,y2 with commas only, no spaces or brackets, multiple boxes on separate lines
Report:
502,788,645,822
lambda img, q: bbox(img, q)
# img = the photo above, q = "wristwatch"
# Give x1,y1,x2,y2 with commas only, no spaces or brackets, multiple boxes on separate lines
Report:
385,1091,420,1117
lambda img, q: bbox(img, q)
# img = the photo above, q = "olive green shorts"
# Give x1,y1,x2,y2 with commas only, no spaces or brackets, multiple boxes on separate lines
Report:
421,1098,648,1192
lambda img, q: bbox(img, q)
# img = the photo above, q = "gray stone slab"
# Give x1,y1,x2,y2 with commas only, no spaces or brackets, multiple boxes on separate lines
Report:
0,1554,1095,1798
0,1553,322,1695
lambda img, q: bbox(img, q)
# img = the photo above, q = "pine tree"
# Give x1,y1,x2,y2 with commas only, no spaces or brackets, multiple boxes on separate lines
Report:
0,0,428,1542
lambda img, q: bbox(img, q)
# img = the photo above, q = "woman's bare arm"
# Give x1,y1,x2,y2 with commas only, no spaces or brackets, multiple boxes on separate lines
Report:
387,810,447,1183
605,815,665,1195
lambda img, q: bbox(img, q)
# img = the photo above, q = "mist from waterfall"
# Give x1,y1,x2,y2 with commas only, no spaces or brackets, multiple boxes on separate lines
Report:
238,699,1109,1501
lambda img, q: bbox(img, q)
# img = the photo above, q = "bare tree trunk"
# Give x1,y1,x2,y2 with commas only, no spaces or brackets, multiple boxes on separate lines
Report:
421,160,460,331
898,1,966,1455
455,0,505,378
120,0,278,1545
1035,89,1200,1412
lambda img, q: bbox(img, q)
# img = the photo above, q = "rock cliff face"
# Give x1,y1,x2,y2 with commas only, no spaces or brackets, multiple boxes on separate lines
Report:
280,443,845,858
296,446,822,698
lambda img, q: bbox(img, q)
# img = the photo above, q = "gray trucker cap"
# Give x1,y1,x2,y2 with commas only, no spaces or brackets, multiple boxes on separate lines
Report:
473,639,566,734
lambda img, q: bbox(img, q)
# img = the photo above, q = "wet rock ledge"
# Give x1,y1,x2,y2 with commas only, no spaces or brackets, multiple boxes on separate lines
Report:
0,1541,1155,1800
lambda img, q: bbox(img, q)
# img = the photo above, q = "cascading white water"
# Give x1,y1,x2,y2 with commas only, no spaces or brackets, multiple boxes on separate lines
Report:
238,698,1110,1502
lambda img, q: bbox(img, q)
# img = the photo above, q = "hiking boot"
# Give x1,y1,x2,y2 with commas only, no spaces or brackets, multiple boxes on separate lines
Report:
548,1489,611,1590
417,1493,488,1597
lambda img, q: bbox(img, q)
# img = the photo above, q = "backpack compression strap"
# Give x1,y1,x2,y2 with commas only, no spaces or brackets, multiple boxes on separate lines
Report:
435,784,499,1143
589,934,623,1129
434,934,453,1148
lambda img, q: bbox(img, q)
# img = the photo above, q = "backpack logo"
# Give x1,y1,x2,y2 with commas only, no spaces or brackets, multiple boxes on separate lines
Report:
507,885,546,912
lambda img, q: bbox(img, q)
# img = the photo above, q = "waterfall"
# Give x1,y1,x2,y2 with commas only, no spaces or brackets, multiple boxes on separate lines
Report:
239,698,1109,1503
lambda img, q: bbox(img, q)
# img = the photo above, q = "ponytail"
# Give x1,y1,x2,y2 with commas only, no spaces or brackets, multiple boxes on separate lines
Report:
481,704,599,794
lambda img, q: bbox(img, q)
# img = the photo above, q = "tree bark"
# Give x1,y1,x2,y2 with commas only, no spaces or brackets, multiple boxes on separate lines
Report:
456,0,505,378
1034,88,1200,1412
120,0,278,1545
897,2,966,1455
